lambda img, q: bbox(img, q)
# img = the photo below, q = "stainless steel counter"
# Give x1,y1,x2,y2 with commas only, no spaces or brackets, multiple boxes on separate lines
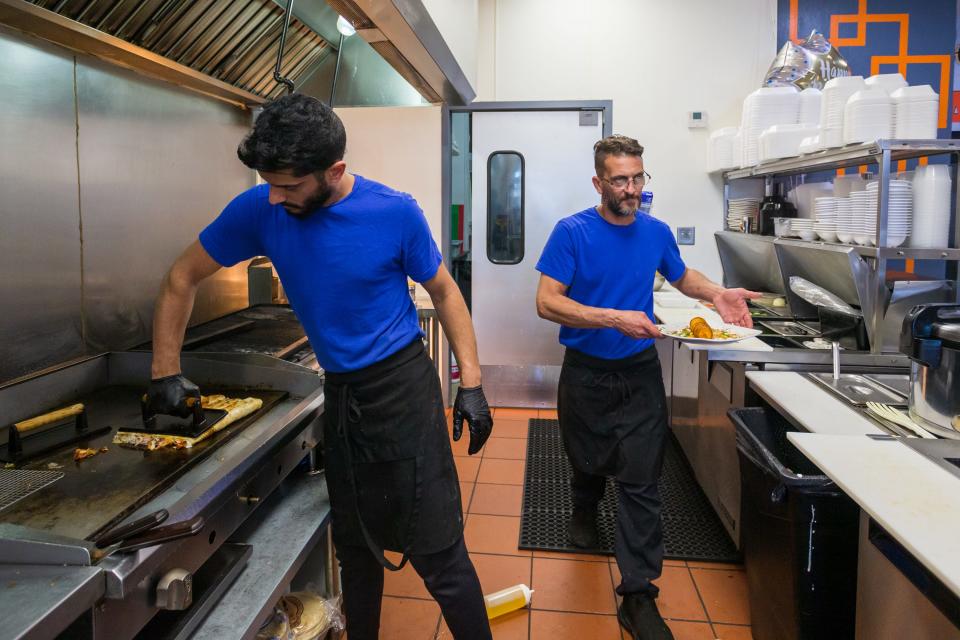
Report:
1,565,104,640
658,339,908,547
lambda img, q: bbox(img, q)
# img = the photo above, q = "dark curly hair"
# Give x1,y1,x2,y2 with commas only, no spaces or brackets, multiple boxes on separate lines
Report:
237,94,346,176
593,134,644,176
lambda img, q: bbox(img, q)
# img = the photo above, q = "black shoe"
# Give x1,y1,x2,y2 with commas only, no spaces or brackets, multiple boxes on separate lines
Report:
618,592,674,640
567,506,599,549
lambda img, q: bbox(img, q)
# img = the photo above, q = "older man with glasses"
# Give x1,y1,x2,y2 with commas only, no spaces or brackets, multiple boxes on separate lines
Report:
534,135,758,640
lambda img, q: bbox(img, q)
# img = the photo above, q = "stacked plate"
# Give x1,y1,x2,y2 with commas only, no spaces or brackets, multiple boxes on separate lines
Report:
740,87,800,166
707,127,740,172
891,85,939,140
726,198,760,231
820,76,866,148
843,87,893,145
853,180,912,247
835,197,855,244
789,218,816,241
911,164,951,248
865,72,908,95
813,196,839,242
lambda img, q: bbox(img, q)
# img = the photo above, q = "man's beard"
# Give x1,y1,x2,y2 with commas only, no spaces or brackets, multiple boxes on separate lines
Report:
601,186,639,217
282,180,333,217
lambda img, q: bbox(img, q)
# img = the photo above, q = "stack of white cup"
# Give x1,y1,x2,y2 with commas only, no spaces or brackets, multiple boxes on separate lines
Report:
910,165,952,248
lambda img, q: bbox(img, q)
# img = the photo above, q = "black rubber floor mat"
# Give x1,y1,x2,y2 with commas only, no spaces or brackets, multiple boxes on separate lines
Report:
519,418,740,563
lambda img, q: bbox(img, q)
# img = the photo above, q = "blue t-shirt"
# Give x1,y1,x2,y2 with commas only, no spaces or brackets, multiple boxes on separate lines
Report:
535,207,687,359
199,175,442,373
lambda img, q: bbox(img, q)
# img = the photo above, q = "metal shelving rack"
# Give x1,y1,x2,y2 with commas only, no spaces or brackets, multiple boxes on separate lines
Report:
722,139,960,354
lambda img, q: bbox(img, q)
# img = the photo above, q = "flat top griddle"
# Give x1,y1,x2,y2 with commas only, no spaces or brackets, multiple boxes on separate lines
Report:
137,306,310,359
1,386,286,543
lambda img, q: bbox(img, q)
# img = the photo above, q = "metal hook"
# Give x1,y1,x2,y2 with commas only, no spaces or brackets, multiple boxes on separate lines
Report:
273,0,296,94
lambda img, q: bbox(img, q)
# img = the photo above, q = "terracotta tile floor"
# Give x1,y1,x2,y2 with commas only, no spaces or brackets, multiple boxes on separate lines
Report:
373,407,753,639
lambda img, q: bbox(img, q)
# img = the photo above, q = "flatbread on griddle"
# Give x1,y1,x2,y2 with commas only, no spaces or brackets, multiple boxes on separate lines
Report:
113,395,263,450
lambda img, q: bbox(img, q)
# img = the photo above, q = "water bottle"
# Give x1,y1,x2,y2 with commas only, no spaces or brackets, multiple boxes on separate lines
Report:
639,191,654,215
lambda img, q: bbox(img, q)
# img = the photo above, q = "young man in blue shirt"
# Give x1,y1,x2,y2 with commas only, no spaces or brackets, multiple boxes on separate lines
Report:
145,94,494,640
535,135,758,640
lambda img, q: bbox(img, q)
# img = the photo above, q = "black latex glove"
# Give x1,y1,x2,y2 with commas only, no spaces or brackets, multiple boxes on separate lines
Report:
452,385,493,455
145,374,201,418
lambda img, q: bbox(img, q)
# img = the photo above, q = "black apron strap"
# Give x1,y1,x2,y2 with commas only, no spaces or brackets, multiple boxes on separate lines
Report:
337,384,424,572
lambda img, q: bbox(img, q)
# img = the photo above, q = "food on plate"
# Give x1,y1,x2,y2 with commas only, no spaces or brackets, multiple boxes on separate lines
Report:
689,317,713,339
114,395,263,450
772,297,787,307
666,318,744,341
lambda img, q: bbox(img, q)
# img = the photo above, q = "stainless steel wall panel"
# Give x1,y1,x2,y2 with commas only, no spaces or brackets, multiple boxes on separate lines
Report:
75,56,254,352
0,30,86,382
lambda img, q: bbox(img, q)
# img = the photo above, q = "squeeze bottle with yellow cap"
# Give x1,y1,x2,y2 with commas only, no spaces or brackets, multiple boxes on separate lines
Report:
483,584,533,619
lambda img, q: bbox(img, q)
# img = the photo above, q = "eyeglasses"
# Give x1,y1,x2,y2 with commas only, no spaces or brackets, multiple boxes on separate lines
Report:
602,171,652,190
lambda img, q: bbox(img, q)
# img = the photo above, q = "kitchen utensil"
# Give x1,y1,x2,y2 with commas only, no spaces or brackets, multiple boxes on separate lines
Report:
0,403,111,463
901,304,960,435
806,373,905,406
759,183,798,235
139,395,229,438
865,402,935,439
93,514,206,559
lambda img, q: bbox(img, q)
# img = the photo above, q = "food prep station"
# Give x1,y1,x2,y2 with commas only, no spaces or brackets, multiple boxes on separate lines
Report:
0,342,334,640
654,140,960,638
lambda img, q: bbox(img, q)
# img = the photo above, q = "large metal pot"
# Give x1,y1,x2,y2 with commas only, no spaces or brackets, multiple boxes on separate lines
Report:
900,304,960,433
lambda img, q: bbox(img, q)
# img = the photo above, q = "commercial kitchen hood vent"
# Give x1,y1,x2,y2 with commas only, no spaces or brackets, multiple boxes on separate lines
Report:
25,0,334,102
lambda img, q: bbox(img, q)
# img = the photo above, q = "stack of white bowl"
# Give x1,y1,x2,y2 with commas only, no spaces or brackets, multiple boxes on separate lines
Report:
843,87,893,144
799,88,822,125
707,127,740,171
865,73,908,95
789,218,816,241
813,196,839,242
849,191,875,246
758,123,820,162
820,76,866,148
911,164,952,248
891,85,939,139
726,198,760,230
835,197,855,243
740,87,800,166
859,180,912,247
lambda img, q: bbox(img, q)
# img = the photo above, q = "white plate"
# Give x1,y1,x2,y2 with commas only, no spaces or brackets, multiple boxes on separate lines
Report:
658,323,762,344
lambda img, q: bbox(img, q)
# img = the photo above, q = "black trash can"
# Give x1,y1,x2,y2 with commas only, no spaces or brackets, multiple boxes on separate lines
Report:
730,407,860,640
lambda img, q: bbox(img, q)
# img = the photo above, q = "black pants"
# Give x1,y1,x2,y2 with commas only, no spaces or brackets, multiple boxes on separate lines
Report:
336,536,492,640
571,468,663,596
559,346,668,597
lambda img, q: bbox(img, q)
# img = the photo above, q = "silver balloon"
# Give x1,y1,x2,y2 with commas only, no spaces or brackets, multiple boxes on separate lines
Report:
764,30,851,90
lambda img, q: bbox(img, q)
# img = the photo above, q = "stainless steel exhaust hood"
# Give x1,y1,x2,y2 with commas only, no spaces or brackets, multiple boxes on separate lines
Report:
1,0,475,107
1,0,335,106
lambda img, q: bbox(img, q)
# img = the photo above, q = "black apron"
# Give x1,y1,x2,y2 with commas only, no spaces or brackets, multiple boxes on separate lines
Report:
323,339,463,570
557,345,668,485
